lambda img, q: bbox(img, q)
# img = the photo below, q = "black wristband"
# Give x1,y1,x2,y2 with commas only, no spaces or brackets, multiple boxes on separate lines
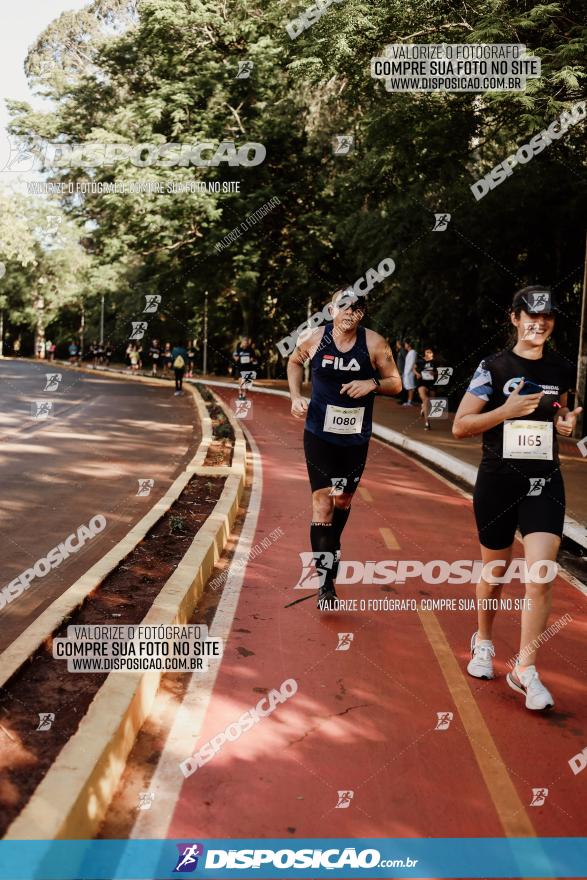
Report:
372,377,380,388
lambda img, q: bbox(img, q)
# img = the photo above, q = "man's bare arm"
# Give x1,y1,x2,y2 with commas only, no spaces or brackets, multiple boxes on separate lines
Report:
287,327,324,417
370,333,403,396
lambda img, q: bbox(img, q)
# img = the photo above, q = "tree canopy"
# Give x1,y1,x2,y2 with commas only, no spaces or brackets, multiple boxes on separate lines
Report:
2,0,585,383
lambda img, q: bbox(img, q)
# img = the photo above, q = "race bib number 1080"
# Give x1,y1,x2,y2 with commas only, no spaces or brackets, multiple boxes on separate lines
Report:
503,420,553,460
323,404,364,435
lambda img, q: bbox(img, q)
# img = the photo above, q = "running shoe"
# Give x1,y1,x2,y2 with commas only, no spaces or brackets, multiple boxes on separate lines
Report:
317,583,338,611
425,421,431,430
467,631,495,679
507,665,554,711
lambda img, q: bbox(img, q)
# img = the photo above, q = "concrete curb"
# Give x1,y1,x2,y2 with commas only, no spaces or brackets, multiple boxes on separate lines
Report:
3,380,246,841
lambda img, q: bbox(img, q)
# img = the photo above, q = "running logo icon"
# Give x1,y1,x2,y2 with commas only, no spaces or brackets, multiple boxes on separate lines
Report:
435,712,453,730
524,291,551,313
44,373,62,392
143,295,162,313
434,367,453,386
530,788,548,806
429,399,448,419
432,213,451,231
240,370,256,389
137,478,155,496
173,843,204,873
521,321,541,341
234,398,253,419
528,478,546,496
335,790,354,809
36,713,55,731
0,135,39,172
236,60,253,78
295,551,335,589
336,633,354,651
330,477,347,496
137,791,155,811
129,321,148,340
333,135,354,155
32,401,54,419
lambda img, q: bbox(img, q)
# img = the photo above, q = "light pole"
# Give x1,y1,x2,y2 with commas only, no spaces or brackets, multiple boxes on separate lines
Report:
203,290,208,375
35,277,47,359
100,294,105,345
303,296,312,385
576,230,587,438
80,299,85,358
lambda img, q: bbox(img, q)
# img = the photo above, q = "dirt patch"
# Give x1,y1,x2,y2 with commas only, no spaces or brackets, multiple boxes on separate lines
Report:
196,383,235,467
96,463,252,839
0,473,225,837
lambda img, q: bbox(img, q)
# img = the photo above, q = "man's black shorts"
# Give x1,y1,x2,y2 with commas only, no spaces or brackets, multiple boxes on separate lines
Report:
473,467,565,550
304,429,369,494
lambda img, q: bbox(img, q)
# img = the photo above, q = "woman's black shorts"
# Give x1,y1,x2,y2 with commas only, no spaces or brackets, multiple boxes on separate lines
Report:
304,430,369,494
473,467,565,549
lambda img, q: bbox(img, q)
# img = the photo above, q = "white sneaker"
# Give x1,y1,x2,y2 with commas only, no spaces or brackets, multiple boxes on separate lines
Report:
467,631,495,679
507,665,554,711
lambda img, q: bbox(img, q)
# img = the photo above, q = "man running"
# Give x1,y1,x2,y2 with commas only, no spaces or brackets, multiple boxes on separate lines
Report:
288,287,402,610
233,336,258,378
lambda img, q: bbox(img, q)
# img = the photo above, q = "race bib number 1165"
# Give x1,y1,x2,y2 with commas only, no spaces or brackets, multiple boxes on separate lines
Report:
503,420,553,460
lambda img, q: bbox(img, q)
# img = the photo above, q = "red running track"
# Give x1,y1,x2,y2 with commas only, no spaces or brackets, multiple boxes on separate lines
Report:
166,387,587,841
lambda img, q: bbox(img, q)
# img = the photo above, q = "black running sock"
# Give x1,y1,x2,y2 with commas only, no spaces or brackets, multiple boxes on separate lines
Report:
310,522,337,590
332,506,351,542
331,506,351,579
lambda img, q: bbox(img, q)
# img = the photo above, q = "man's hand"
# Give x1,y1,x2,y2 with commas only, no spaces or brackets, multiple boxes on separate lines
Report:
291,396,309,418
340,379,376,399
556,406,583,437
501,379,544,419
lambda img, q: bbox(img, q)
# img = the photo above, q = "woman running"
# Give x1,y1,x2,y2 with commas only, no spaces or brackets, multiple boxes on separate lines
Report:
415,345,438,430
453,286,581,710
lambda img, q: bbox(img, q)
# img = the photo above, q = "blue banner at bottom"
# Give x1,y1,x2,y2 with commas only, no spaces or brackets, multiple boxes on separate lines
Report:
0,838,585,879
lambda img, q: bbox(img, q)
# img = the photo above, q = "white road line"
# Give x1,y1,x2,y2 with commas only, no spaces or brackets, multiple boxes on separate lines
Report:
130,426,262,839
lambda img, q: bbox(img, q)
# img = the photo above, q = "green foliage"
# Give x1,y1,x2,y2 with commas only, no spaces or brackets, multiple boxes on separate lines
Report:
3,0,586,384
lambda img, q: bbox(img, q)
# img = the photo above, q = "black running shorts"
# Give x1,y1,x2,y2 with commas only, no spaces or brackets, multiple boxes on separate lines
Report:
473,467,565,550
304,430,369,494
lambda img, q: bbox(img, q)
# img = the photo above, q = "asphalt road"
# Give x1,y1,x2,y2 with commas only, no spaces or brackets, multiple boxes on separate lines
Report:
0,359,200,652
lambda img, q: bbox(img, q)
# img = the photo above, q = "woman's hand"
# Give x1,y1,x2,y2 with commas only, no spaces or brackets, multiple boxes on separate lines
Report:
500,379,544,419
556,406,583,437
